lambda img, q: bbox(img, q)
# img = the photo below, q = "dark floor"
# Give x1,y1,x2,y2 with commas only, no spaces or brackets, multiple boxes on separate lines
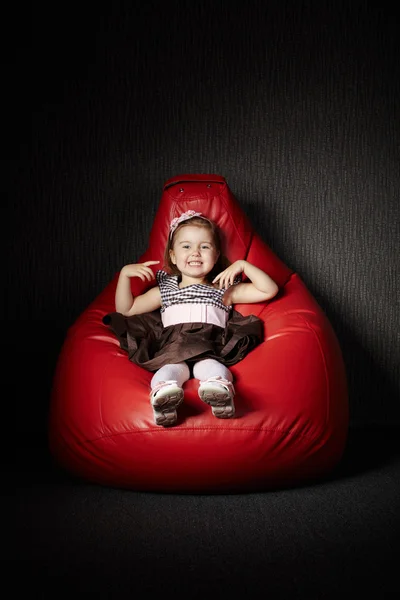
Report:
12,428,400,599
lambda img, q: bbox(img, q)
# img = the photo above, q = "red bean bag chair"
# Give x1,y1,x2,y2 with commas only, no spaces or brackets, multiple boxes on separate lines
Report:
49,174,349,492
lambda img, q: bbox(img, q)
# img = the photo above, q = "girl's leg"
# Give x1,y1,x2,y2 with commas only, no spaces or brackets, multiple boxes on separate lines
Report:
150,362,190,427
151,362,190,389
193,359,235,419
192,358,233,383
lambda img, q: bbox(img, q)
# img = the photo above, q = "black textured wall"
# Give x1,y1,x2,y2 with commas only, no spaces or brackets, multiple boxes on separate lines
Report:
8,1,399,441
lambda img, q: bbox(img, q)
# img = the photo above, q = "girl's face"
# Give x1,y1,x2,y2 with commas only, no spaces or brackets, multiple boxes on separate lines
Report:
169,225,220,284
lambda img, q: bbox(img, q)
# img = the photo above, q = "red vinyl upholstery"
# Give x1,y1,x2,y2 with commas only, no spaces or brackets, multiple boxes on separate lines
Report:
49,174,349,492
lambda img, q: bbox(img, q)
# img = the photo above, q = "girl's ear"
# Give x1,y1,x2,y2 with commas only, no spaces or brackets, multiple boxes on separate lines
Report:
169,249,176,265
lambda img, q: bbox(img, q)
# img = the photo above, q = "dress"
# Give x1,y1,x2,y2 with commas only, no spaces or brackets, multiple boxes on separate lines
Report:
103,270,264,372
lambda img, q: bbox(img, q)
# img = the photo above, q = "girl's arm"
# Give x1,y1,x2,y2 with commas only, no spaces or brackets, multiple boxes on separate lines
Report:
115,261,162,316
213,260,279,305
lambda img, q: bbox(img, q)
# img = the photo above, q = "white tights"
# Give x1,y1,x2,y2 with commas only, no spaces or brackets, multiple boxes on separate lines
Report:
150,359,233,390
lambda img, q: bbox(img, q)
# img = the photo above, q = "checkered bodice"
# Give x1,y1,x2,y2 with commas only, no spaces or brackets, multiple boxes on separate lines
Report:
156,270,233,314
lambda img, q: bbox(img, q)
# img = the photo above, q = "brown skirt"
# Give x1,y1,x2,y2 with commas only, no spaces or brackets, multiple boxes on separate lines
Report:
102,309,264,372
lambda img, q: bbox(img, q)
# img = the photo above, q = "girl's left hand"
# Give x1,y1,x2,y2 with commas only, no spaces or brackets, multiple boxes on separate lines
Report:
213,260,245,289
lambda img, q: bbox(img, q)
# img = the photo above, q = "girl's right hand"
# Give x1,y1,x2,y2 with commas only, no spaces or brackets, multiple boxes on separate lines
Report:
121,261,160,282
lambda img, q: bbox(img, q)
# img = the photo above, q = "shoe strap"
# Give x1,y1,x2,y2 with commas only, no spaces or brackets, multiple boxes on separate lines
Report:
202,376,235,395
151,380,179,395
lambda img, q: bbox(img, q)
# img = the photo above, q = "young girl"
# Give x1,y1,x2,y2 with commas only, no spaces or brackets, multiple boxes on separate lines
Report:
104,210,279,427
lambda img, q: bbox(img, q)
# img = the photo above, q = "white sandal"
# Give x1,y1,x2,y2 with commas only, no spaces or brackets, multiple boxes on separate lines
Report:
198,376,235,418
150,380,184,427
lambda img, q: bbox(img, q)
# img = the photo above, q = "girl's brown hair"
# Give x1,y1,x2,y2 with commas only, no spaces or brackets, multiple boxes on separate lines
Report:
163,216,230,281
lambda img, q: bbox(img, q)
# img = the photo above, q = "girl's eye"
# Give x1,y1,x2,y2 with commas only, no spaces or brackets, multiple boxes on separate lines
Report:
201,245,211,249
